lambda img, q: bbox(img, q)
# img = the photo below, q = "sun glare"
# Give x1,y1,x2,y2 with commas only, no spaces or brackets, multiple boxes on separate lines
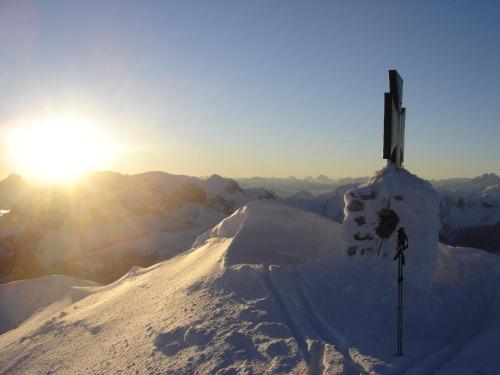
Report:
5,115,115,183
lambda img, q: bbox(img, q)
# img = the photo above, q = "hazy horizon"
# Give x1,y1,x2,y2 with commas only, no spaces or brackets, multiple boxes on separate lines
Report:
1,166,498,186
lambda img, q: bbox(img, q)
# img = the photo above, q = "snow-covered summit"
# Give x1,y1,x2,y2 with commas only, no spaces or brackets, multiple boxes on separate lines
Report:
342,164,440,290
0,275,98,334
0,201,344,374
194,201,343,266
1,199,499,374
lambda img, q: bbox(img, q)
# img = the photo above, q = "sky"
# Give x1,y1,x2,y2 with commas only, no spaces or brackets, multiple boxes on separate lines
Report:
0,0,499,181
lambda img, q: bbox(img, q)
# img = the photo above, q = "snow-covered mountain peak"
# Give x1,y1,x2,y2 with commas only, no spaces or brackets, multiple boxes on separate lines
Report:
201,174,244,198
0,171,274,283
1,174,25,186
0,174,28,210
288,190,315,200
362,163,436,195
470,173,500,189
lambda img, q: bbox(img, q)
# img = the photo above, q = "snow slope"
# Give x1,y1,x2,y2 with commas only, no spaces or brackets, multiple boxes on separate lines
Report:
1,200,499,374
0,275,98,334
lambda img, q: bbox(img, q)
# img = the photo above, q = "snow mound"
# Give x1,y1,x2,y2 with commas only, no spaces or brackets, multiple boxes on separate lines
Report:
0,275,99,334
194,201,343,266
342,164,440,290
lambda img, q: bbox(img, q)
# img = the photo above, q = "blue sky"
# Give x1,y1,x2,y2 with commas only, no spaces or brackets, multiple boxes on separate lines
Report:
1,0,499,179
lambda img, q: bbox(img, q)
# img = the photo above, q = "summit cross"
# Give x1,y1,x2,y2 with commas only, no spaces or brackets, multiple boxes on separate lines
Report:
383,70,406,168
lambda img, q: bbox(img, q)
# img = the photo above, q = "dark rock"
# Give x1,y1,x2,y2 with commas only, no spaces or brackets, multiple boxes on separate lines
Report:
225,182,244,194
208,195,235,215
353,233,373,241
347,246,357,256
482,202,495,208
354,216,366,226
360,192,376,200
375,208,399,239
347,199,364,212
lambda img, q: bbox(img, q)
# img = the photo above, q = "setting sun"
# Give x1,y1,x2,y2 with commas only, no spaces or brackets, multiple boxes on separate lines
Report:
4,114,115,183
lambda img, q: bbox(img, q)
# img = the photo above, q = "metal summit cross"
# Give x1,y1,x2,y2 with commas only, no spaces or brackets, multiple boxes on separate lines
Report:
383,70,406,168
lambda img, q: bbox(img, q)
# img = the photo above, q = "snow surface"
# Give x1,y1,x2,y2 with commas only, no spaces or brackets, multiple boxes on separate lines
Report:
342,164,440,291
1,200,499,374
0,275,98,334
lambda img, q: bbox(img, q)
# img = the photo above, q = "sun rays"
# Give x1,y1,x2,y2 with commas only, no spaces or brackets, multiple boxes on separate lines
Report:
4,114,117,183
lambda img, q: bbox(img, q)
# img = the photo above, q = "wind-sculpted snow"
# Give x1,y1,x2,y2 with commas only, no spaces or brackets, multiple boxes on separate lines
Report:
0,275,98,334
194,201,343,266
1,200,499,374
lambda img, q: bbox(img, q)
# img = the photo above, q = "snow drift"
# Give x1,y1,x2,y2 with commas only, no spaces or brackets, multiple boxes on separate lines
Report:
194,201,343,266
0,275,98,334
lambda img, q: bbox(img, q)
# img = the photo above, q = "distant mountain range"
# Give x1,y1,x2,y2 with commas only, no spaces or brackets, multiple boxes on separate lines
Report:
237,175,368,197
430,173,500,191
1,171,499,284
0,172,274,283
237,173,500,199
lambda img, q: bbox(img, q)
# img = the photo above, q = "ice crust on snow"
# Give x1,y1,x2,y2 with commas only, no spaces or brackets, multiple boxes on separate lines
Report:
342,164,440,291
1,182,499,374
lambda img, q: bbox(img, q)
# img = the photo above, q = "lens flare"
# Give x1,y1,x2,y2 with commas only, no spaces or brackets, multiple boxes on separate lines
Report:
4,114,116,183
